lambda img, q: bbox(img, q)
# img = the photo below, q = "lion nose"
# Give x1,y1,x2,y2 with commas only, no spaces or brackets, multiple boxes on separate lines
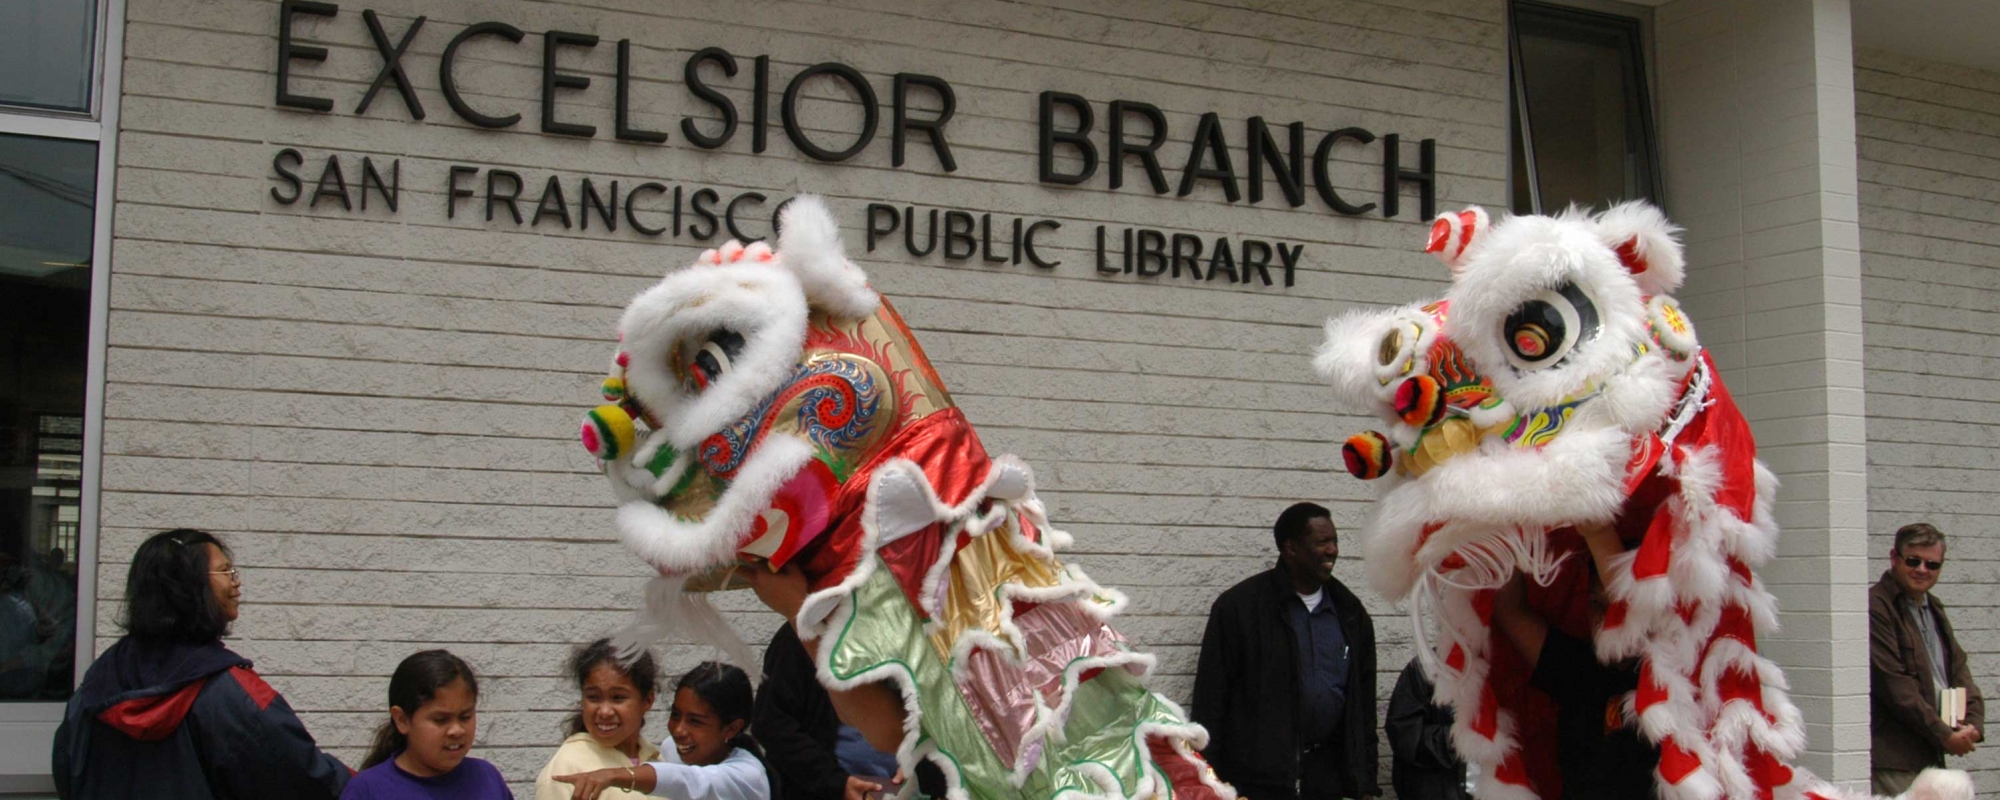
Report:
1392,375,1447,427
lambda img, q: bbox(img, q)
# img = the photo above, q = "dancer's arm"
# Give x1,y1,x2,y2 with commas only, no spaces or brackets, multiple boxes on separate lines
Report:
743,563,909,754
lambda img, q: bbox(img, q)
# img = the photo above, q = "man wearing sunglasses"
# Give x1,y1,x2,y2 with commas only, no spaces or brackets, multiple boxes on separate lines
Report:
1869,522,1984,794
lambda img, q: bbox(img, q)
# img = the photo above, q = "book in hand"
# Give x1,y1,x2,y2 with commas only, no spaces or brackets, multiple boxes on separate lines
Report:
1941,686,1968,728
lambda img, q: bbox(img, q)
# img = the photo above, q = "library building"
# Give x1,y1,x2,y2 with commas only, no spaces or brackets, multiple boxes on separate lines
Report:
0,0,1993,795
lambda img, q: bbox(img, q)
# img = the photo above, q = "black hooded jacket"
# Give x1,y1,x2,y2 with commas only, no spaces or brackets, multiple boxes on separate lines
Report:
52,637,350,799
1192,566,1379,800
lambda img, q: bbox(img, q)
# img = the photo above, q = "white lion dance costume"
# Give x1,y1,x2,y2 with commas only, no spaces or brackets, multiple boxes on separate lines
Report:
1315,203,1966,800
579,196,1231,800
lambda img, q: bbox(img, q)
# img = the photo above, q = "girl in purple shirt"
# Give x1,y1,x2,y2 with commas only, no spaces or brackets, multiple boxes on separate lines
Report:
341,650,514,800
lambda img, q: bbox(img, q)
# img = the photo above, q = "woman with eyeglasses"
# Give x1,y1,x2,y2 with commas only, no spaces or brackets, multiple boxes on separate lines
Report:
51,528,351,799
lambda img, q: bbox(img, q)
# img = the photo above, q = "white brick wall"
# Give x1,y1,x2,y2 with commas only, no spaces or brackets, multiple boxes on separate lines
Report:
1854,47,2000,792
100,0,1507,793
1655,0,1872,786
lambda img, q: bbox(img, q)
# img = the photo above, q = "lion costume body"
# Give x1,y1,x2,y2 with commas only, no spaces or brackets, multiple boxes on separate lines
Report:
580,196,1229,800
1317,203,1964,800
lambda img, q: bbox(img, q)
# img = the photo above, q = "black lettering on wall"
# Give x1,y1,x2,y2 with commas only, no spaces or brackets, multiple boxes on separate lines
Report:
688,188,721,239
1133,229,1166,277
614,40,667,143
682,47,739,149
979,214,1008,264
866,203,899,252
275,0,337,112
1177,112,1240,202
1206,239,1238,283
486,169,524,223
532,175,572,227
892,73,956,171
725,192,767,241
1247,117,1304,207
626,182,668,235
1024,220,1060,269
942,210,975,260
1038,91,1096,186
1094,226,1119,274
270,148,305,204
581,179,618,231
310,154,351,210
441,22,525,128
446,165,477,219
1170,233,1204,280
542,30,599,137
359,156,398,211
1314,127,1377,216
783,63,879,162
752,56,771,154
355,10,426,119
1241,239,1273,286
1276,242,1304,288
1108,100,1169,194
905,207,939,257
1382,134,1437,220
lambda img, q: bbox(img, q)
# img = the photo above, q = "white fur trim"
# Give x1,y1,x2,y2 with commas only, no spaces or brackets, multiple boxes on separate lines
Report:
1594,201,1687,297
617,262,810,450
1443,208,1659,413
615,435,814,574
776,195,880,318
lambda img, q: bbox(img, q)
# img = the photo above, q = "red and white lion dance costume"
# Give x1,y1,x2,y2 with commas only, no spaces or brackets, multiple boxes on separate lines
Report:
1316,203,1967,800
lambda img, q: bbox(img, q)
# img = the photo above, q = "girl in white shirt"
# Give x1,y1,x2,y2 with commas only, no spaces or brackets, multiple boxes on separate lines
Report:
535,639,665,800
555,661,773,800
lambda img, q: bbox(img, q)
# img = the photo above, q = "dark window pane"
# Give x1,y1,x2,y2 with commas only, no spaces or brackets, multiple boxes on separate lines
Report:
0,0,99,112
0,133,95,702
1510,3,1660,213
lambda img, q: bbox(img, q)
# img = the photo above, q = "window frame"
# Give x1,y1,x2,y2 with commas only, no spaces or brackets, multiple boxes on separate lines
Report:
0,0,123,792
0,0,113,124
1507,0,1666,215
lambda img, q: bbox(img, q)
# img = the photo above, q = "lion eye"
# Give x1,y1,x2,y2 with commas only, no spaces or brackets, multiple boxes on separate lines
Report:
1500,283,1598,371
683,329,745,392
1377,328,1403,366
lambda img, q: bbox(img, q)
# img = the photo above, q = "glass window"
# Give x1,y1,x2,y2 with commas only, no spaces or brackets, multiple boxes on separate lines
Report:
1510,1,1661,214
0,133,95,702
0,0,100,113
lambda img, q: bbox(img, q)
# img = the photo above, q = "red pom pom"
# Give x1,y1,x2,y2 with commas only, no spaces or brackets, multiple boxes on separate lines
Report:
1393,375,1446,427
1342,431,1393,480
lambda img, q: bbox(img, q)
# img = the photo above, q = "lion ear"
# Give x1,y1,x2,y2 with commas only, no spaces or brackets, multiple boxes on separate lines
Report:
774,195,880,319
1423,206,1489,272
1594,201,1686,296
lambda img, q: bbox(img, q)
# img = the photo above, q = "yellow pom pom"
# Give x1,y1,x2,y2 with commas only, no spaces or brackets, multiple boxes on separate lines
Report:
601,376,627,402
580,404,636,460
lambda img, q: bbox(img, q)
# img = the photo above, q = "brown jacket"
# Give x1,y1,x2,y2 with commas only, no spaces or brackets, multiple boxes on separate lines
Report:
1869,571,1985,771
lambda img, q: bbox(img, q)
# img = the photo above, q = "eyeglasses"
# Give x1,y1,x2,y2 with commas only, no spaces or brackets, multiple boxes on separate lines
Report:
210,568,241,582
1901,556,1943,572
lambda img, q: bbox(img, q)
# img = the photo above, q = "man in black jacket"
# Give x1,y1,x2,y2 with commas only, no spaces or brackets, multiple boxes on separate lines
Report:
1192,502,1378,800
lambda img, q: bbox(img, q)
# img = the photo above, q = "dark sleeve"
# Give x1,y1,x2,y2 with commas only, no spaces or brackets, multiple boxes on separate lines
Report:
1189,594,1238,764
1529,629,1629,709
1385,663,1457,772
197,668,352,800
1870,593,1953,747
1353,604,1379,796
51,709,73,799
1943,609,1984,738
753,625,851,800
